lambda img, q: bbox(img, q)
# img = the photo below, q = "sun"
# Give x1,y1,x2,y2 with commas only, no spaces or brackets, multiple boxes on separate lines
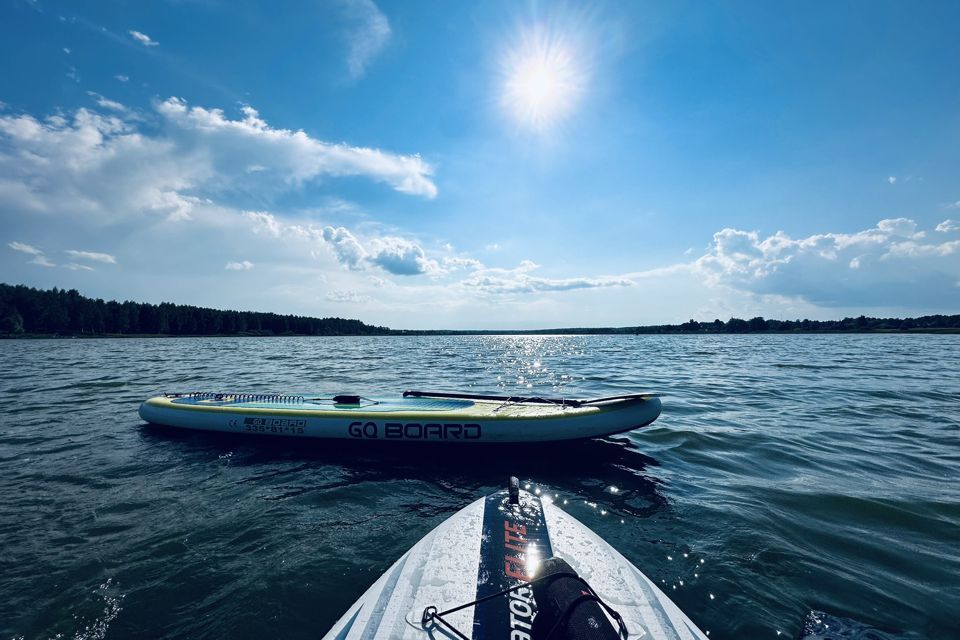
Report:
500,27,586,132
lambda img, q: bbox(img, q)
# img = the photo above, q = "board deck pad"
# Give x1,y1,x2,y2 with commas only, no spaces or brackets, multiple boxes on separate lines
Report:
473,492,553,640
170,396,476,412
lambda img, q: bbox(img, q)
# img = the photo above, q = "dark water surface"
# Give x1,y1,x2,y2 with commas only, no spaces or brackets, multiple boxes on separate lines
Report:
1,335,958,639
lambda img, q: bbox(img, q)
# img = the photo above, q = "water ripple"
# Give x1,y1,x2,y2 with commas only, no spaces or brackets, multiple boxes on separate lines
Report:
0,334,957,639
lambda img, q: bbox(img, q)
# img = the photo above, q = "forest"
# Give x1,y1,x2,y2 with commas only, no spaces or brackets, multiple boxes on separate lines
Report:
2,283,958,336
0,283,390,336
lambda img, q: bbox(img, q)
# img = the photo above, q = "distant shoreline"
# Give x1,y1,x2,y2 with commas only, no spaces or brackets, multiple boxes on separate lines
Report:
3,328,959,339
3,282,959,338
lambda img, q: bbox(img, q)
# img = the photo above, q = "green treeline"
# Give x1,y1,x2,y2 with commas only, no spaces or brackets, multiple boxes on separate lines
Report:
641,315,960,333
1,282,958,337
0,283,390,336
400,315,960,335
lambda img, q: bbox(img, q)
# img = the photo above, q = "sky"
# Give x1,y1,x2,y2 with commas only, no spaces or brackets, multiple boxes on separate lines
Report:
1,0,958,329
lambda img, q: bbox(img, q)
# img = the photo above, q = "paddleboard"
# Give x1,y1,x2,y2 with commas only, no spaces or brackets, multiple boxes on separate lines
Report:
138,390,661,443
323,481,707,639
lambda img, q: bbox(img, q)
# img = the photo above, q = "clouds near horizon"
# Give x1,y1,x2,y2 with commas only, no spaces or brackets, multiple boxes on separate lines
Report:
694,219,960,308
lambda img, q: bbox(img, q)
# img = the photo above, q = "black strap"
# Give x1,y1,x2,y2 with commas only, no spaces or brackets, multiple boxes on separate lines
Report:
421,572,627,640
541,583,628,640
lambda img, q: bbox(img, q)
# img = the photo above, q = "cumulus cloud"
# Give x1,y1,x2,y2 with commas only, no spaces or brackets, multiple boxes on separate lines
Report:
0,107,205,223
261,217,629,287
156,97,436,198
246,210,283,236
225,260,254,270
321,226,368,270
128,30,158,47
65,249,116,263
460,261,634,295
693,218,960,307
368,236,441,275
317,226,442,276
339,0,391,78
442,256,484,271
936,219,959,233
115,74,129,83
0,98,436,227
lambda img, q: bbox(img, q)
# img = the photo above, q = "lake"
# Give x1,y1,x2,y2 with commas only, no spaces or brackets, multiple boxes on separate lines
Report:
1,334,957,639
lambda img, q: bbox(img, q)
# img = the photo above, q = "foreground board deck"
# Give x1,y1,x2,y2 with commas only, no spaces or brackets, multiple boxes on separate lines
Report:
323,488,708,639
138,391,662,443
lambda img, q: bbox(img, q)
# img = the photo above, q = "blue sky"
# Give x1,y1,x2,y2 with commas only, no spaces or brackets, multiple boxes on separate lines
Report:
1,0,958,329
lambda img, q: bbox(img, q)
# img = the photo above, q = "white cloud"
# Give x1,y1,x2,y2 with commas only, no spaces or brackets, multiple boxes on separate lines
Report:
887,176,897,184
225,260,254,270
246,210,283,237
321,226,368,270
460,261,634,295
86,92,130,114
316,225,441,276
0,98,436,227
8,241,43,256
0,107,201,223
65,249,116,263
8,241,56,267
936,219,960,233
442,256,484,271
115,74,129,83
368,236,442,275
63,47,71,54
339,0,391,78
128,30,158,47
64,262,95,271
156,97,436,197
325,289,372,303
693,218,960,307
143,191,208,221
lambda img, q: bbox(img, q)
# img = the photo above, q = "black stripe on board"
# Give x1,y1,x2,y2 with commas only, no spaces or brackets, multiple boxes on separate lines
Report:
472,490,553,640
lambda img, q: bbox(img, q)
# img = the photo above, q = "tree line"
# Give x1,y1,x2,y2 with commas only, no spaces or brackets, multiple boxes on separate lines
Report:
1,282,957,337
0,283,390,336
635,314,960,333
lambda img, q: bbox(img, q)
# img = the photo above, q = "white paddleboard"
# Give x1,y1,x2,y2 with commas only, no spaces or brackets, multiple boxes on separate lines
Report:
139,391,662,444
323,485,707,640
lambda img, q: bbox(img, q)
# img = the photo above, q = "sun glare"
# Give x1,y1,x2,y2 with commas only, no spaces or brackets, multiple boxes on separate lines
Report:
501,27,586,132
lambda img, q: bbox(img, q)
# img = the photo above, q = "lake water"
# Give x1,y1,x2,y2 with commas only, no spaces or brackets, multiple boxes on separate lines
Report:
1,335,958,639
